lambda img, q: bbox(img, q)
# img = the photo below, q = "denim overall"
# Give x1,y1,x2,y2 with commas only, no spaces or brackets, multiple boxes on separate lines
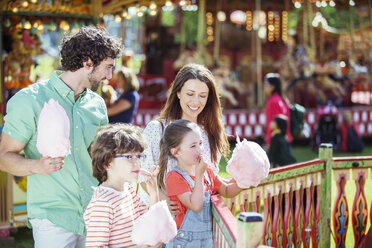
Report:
166,167,213,248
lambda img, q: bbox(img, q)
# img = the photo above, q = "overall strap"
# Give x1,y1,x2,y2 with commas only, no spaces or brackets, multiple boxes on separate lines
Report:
172,166,195,189
172,167,211,189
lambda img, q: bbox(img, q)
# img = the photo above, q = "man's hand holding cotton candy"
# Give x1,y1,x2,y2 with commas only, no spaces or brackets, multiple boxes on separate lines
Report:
31,156,64,175
226,137,270,188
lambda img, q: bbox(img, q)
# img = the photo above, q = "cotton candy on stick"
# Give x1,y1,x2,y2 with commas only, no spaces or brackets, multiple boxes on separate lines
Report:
131,169,177,246
227,136,270,188
131,200,177,246
36,99,71,158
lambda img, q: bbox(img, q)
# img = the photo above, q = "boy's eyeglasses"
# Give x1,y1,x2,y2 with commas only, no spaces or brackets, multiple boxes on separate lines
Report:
114,154,147,162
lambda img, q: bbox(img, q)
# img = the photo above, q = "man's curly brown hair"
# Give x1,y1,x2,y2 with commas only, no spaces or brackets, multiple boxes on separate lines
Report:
90,123,146,185
60,26,122,72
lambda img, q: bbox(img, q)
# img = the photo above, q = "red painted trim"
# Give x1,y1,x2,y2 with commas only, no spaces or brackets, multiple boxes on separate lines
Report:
211,194,238,243
269,159,324,174
333,157,372,162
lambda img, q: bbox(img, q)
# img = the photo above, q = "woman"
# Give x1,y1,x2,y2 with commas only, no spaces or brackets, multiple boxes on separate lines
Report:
107,67,140,124
264,73,293,147
138,63,230,206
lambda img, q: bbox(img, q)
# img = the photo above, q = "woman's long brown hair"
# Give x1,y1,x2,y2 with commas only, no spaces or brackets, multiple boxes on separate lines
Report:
157,63,229,164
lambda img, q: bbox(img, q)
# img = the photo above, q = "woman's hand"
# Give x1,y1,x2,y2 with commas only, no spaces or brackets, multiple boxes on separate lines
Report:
166,198,180,216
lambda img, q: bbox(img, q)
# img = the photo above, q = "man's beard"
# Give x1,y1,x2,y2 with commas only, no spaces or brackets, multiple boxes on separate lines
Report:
88,69,104,92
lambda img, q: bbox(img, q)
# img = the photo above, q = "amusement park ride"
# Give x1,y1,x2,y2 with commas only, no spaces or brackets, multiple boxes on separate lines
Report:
0,0,372,246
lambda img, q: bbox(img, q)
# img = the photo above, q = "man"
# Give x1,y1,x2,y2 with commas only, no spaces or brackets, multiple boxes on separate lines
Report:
0,27,122,247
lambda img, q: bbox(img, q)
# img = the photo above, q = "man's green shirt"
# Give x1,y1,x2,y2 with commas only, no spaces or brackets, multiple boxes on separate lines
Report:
3,71,108,235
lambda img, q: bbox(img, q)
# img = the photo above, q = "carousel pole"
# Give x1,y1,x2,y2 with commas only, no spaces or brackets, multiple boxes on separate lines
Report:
368,0,372,26
357,9,367,54
348,2,356,52
302,0,309,47
197,0,206,57
256,0,263,107
213,0,221,63
91,0,102,21
180,10,186,55
307,0,316,59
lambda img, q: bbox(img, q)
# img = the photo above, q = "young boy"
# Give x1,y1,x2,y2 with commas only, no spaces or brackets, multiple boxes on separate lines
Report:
84,124,160,247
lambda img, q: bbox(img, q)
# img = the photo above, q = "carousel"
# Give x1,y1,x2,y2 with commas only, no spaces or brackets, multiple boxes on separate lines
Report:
0,0,371,245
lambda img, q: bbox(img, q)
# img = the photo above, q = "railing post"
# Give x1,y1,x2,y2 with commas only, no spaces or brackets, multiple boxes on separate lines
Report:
318,143,333,248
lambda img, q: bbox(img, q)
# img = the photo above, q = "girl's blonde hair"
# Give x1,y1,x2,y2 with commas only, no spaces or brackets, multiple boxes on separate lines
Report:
157,119,200,191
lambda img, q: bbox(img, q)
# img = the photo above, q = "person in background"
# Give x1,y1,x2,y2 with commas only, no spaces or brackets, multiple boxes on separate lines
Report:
0,27,122,247
158,119,242,248
339,111,364,153
84,124,160,248
107,67,140,124
264,73,293,148
138,63,230,207
267,114,297,167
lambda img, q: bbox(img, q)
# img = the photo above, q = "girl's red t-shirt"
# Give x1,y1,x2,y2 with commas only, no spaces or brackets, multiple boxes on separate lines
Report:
166,167,222,229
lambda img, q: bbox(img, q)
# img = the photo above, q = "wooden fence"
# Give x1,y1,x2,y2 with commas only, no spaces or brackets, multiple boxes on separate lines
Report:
212,144,372,248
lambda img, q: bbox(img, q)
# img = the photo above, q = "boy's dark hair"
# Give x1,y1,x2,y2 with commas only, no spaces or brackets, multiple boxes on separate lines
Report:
90,123,146,184
60,27,122,72
274,114,288,135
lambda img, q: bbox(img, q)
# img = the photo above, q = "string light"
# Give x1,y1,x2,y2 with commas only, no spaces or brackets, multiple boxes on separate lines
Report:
165,0,173,7
274,13,280,41
206,12,214,43
22,1,29,8
149,1,156,9
217,11,226,22
246,11,252,31
114,15,122,22
33,20,40,28
268,11,274,42
59,20,70,32
24,20,32,29
122,9,128,18
179,0,186,6
282,11,288,42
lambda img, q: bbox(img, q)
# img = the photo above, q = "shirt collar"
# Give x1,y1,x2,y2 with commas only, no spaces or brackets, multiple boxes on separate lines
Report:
51,71,87,101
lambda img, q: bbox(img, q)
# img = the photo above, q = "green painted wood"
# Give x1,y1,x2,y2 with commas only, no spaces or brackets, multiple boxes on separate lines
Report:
260,163,324,184
332,159,372,169
319,143,333,248
212,205,236,248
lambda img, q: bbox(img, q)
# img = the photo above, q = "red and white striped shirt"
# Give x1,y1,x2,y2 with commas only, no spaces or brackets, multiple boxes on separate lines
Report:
84,183,147,247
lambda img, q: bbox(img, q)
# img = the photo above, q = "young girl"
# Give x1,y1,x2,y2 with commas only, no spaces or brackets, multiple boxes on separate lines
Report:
158,119,242,248
84,124,160,248
267,114,297,167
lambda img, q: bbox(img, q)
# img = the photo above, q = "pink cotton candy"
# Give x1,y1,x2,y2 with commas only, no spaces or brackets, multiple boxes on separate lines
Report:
36,99,71,158
227,137,270,188
132,200,177,246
